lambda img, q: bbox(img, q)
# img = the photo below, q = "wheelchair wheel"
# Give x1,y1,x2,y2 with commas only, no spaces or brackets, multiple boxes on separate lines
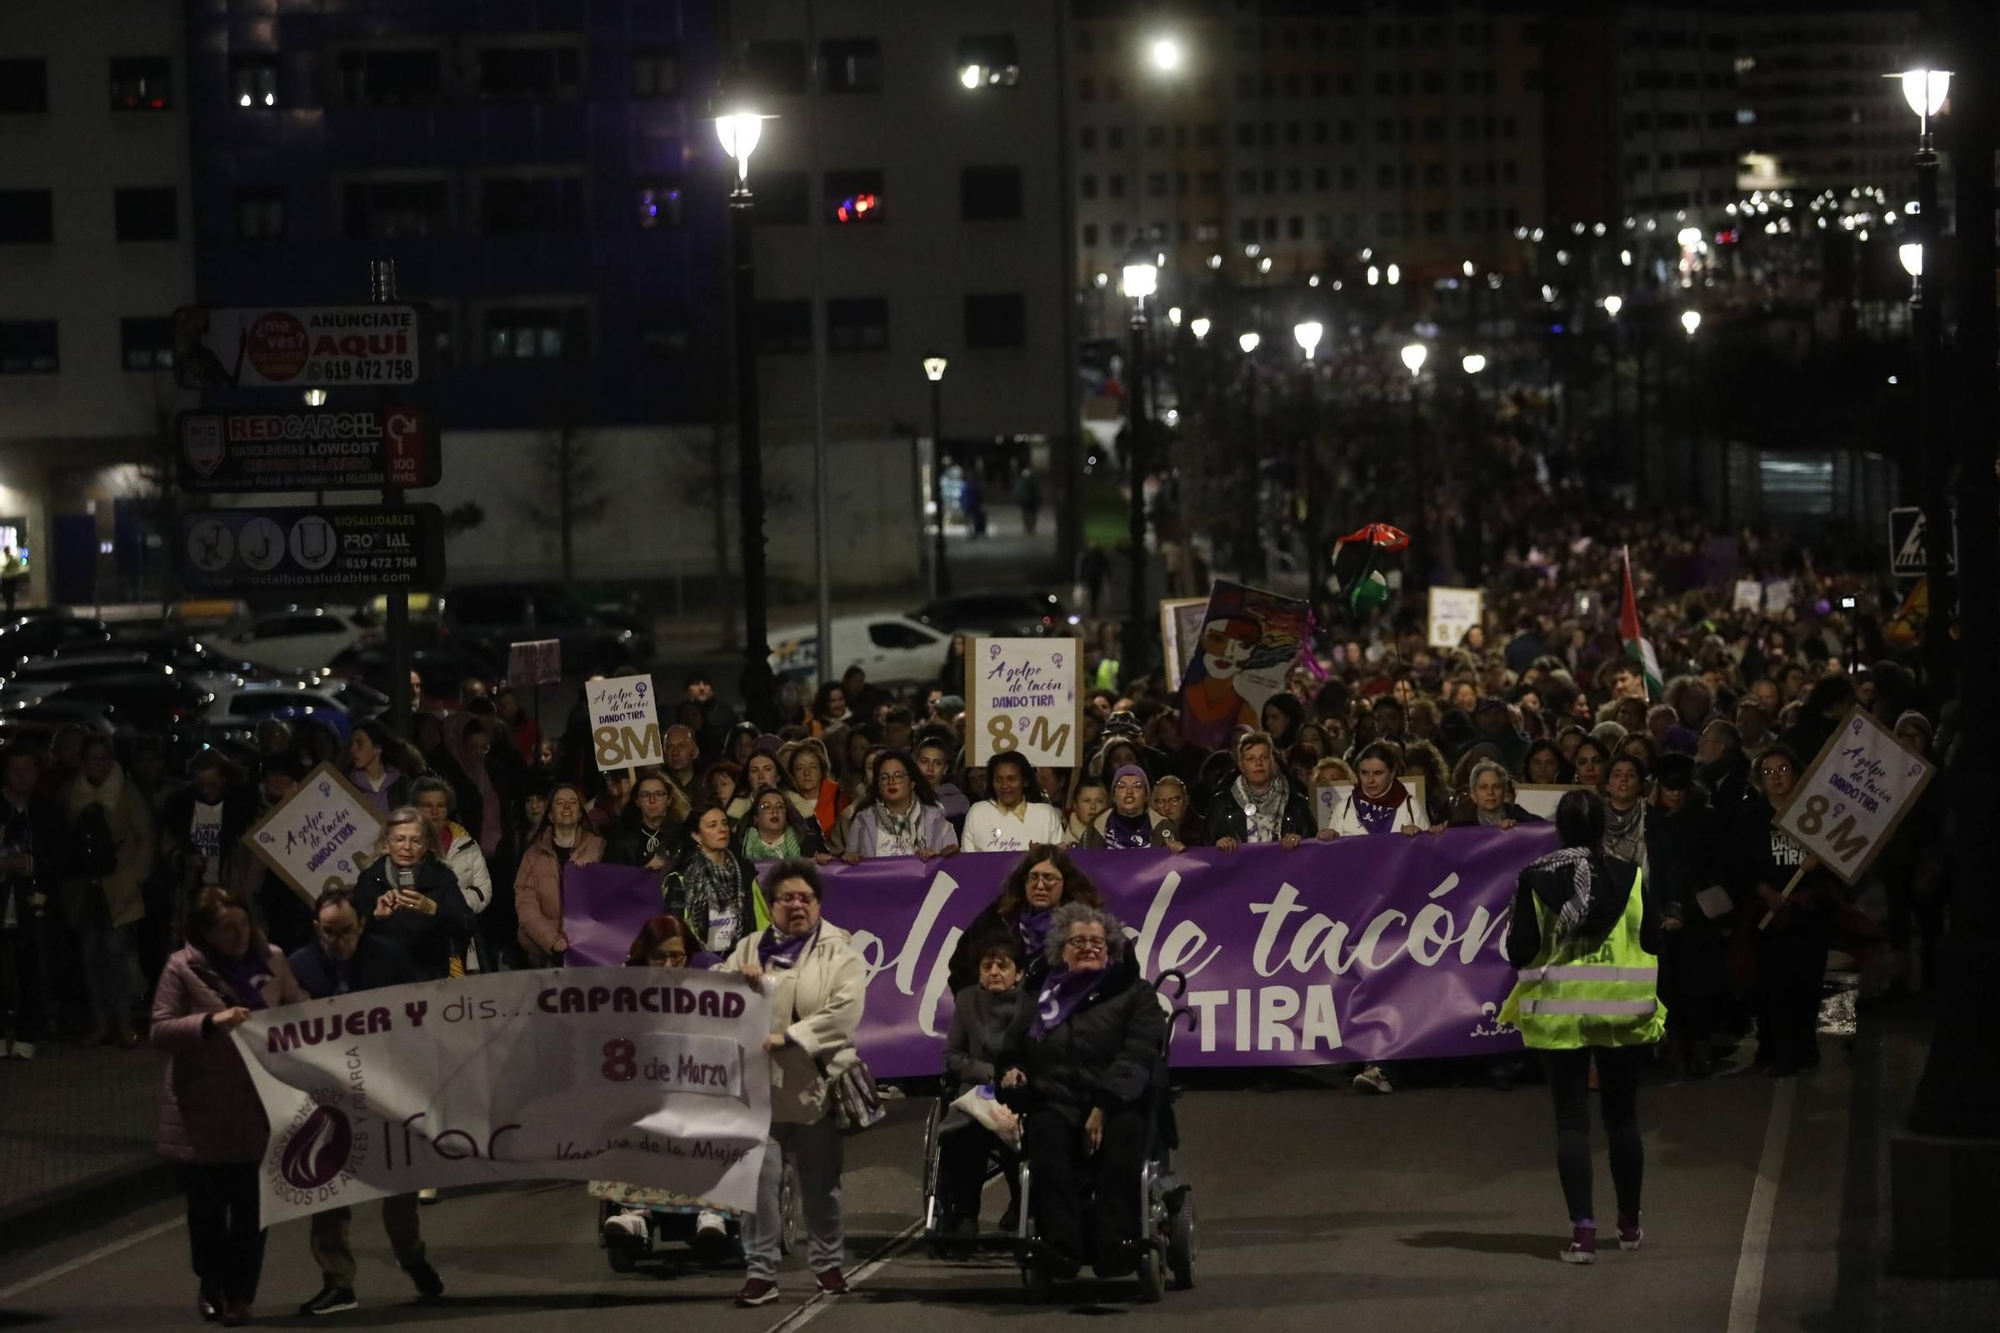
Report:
1167,1191,1196,1290
779,1161,803,1258
606,1231,642,1273
1021,1262,1054,1304
1134,1247,1166,1304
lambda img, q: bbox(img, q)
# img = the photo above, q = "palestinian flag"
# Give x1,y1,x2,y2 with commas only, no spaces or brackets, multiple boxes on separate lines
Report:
1619,546,1664,698
1328,523,1409,616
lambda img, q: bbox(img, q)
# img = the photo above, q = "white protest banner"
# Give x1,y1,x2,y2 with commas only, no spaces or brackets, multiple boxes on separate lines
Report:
1733,580,1762,612
965,637,1084,767
1774,705,1935,886
587,674,662,771
1427,587,1484,649
1313,778,1428,832
235,968,771,1227
1762,579,1794,614
1513,784,1585,821
1159,598,1209,691
242,764,383,906
507,639,561,686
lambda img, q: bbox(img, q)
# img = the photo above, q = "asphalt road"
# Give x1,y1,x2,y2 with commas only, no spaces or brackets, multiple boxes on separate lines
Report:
0,1057,1854,1332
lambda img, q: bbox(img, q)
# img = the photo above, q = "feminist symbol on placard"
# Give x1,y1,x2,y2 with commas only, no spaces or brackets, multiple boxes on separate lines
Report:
635,681,648,697
1052,652,1064,668
989,644,1003,659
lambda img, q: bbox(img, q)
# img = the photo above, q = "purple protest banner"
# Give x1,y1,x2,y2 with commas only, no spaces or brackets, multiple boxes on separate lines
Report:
563,828,1555,1078
559,863,665,967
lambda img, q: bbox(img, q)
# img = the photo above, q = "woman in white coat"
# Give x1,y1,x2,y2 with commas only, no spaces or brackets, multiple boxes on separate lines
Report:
723,859,866,1307
960,752,1066,853
1328,742,1427,839
412,777,493,970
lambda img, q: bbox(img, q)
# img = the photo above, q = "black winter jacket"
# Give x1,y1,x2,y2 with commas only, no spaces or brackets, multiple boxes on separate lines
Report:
943,982,1020,1090
288,933,420,999
1197,779,1317,845
998,955,1165,1120
353,857,475,981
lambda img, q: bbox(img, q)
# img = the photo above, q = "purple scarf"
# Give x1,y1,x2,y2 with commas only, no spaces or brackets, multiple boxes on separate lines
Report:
217,951,274,1010
1015,908,1054,956
1102,811,1153,849
1028,964,1113,1039
1352,780,1411,835
758,924,818,970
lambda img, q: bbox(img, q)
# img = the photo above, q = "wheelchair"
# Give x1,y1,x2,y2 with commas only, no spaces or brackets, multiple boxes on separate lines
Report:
1011,969,1198,1304
590,1161,800,1274
919,1082,1022,1257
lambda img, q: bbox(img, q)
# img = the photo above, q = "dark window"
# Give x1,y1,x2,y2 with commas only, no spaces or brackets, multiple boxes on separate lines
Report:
1080,222,1098,247
754,300,812,353
1197,122,1221,147
1079,125,1096,150
964,293,1025,349
346,179,450,238
482,176,585,233
120,317,175,371
1145,124,1166,149
1106,174,1123,199
821,38,881,93
1239,170,1258,194
744,40,808,96
229,54,279,108
754,171,809,225
109,57,172,111
1421,70,1443,94
0,321,58,374
1079,175,1097,200
114,187,176,241
632,44,679,98
825,169,885,224
0,59,47,113
1287,216,1303,239
484,306,588,360
635,175,684,228
1235,121,1254,147
1146,172,1168,198
1078,76,1095,101
476,45,581,100
869,620,937,650
962,165,1021,220
1425,210,1445,234
957,34,1020,89
0,191,53,244
1106,126,1123,150
333,49,443,106
826,297,888,352
1375,165,1394,188
234,185,285,240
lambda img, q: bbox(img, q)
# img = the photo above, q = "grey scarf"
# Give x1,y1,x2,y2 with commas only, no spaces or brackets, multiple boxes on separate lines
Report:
1230,773,1289,844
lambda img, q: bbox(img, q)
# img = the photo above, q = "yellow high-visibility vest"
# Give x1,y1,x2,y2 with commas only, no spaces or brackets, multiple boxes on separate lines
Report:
1499,866,1665,1050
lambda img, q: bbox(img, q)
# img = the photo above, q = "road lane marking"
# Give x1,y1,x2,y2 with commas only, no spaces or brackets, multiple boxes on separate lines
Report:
1726,1077,1797,1333
0,1217,186,1302
760,1221,922,1333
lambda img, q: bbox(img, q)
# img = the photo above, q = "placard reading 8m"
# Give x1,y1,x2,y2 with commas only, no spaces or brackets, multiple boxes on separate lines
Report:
965,637,1085,768
585,674,663,772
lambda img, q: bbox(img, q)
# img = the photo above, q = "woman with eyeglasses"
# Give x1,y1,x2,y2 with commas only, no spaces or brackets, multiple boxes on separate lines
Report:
1731,742,1836,1076
997,901,1166,1283
740,785,829,861
722,861,866,1308
353,806,474,982
605,771,691,873
947,845,1103,994
844,752,956,861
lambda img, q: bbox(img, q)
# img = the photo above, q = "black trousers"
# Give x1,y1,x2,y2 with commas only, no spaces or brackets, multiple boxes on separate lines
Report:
936,1121,1019,1223
1025,1106,1147,1262
1754,928,1829,1070
1540,1046,1645,1225
182,1164,266,1303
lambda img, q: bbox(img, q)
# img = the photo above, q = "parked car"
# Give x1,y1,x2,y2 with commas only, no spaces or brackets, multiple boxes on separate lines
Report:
104,629,279,680
436,583,653,676
912,588,1076,638
0,694,122,747
213,606,379,673
324,644,502,706
0,616,113,665
767,614,949,688
45,673,216,735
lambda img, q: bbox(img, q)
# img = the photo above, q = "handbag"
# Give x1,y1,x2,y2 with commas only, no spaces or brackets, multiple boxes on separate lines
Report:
792,986,886,1132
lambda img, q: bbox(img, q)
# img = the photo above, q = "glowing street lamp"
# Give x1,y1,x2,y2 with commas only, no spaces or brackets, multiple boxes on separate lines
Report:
1148,35,1184,73
1238,331,1261,356
1293,321,1323,360
1400,343,1427,376
1680,310,1701,338
1461,353,1487,375
715,111,765,185
1190,316,1211,343
1603,294,1624,319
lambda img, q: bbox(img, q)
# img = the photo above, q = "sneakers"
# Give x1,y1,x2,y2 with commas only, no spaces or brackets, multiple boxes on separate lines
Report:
403,1258,444,1299
694,1209,729,1244
815,1266,849,1295
602,1211,647,1243
417,1187,439,1205
198,1283,222,1322
1351,1065,1393,1094
1617,1216,1644,1251
3,1039,33,1061
1559,1224,1597,1265
735,1278,780,1307
298,1285,358,1316
219,1302,251,1328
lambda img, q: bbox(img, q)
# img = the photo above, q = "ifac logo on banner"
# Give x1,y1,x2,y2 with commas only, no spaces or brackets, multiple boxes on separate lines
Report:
269,1093,360,1205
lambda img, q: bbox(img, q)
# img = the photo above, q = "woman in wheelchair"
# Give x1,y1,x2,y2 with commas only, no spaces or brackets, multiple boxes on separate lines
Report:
934,933,1026,1243
946,844,1102,994
998,902,1167,1281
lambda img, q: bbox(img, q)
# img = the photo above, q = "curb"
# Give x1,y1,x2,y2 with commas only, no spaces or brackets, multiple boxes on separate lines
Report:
0,1158,179,1258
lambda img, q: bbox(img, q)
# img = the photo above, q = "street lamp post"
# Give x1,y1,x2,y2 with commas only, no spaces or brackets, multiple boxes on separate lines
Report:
1294,321,1324,577
1401,343,1427,538
719,109,778,727
1122,258,1158,681
1460,353,1486,580
924,356,949,598
1603,295,1626,491
1238,331,1261,576
1680,310,1702,517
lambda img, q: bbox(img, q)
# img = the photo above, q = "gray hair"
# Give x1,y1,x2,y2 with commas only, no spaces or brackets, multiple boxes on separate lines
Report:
1467,759,1511,794
376,804,430,855
1044,901,1128,965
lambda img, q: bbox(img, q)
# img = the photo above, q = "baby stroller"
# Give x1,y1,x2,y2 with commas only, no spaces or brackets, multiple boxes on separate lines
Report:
591,1163,801,1274
1013,969,1198,1303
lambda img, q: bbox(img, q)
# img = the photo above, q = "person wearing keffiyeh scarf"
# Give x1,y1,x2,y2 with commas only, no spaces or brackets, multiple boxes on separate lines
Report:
663,805,767,956
1201,733,1320,852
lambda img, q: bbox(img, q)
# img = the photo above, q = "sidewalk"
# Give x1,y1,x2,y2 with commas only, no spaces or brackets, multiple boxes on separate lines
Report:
0,1041,173,1253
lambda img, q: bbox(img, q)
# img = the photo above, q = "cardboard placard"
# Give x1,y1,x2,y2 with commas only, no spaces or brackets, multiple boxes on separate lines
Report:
1313,777,1429,832
1180,581,1311,751
507,639,562,686
1772,705,1935,886
1427,586,1484,650
586,674,662,771
241,763,384,906
965,637,1084,767
1514,783,1587,821
1732,579,1762,612
1159,597,1209,692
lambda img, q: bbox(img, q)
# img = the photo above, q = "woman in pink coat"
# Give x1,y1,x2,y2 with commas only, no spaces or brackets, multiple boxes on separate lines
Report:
152,885,308,1327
